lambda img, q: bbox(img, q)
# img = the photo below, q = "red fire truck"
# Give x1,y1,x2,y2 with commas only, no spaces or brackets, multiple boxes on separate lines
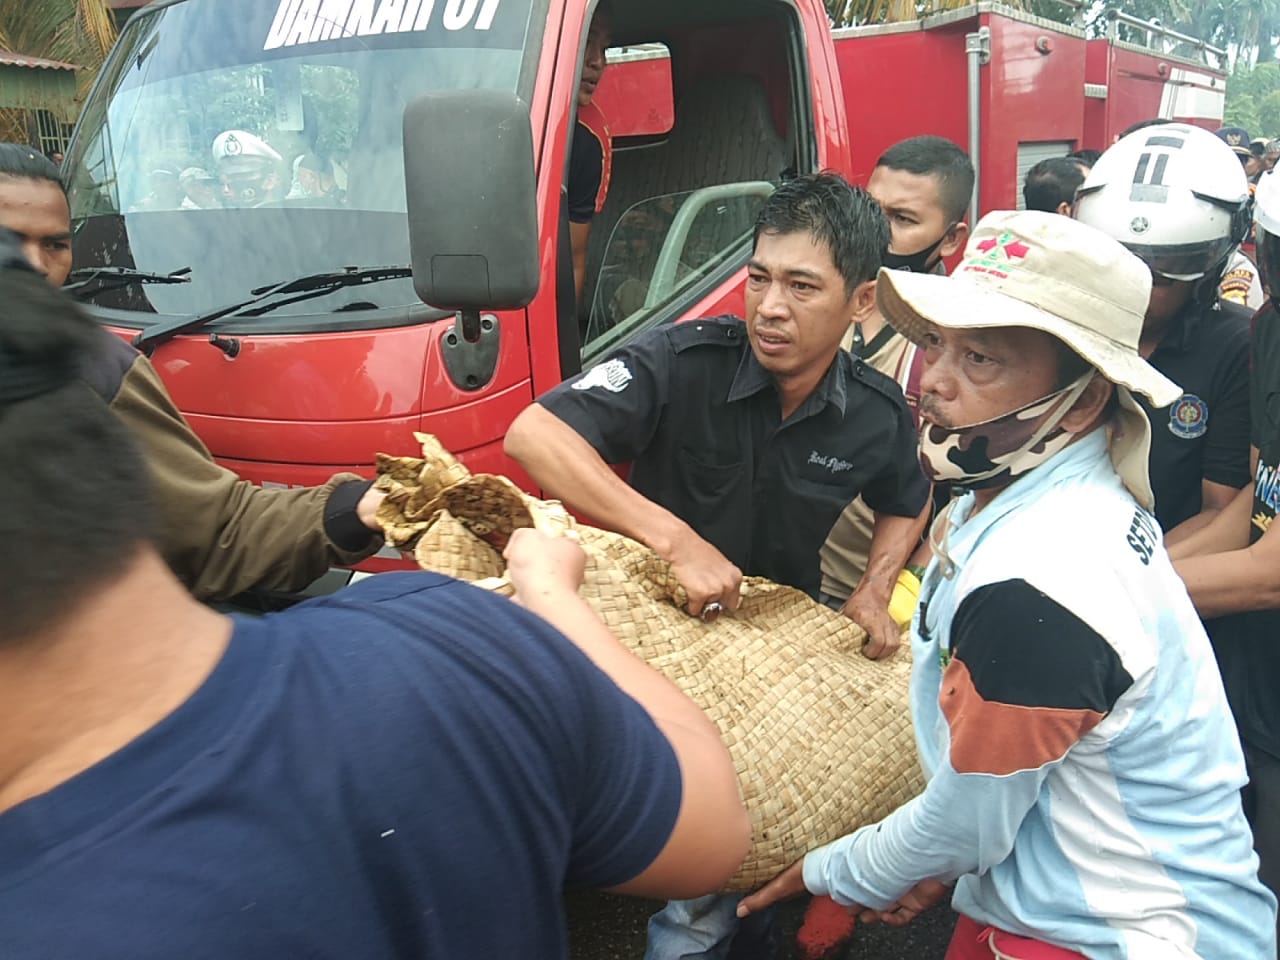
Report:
64,0,1225,576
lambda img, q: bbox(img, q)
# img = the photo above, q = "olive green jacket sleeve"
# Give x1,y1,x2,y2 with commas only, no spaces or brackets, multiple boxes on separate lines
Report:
108,351,383,601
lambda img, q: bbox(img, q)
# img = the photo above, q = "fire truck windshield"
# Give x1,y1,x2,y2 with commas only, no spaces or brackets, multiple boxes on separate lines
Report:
65,0,542,325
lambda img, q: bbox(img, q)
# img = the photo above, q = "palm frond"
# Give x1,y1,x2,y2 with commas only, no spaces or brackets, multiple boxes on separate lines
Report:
77,0,118,59
0,0,116,68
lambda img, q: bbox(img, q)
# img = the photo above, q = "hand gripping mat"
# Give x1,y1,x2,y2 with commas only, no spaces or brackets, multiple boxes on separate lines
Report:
375,434,925,891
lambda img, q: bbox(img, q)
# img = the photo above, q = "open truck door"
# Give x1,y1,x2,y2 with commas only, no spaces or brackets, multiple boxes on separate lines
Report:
64,0,842,601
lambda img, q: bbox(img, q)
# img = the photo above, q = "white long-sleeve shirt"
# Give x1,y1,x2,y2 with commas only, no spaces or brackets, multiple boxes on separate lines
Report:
804,431,1276,959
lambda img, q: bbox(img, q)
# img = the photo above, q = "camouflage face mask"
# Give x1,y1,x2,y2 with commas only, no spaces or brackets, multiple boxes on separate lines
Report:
918,371,1094,490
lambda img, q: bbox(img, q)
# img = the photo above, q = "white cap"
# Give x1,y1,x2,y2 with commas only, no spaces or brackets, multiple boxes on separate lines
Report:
211,130,282,174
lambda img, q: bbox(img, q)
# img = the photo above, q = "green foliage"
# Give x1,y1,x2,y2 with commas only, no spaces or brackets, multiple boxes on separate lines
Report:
1228,62,1280,135
1227,92,1262,130
1260,89,1280,132
0,0,117,101
825,0,1279,61
824,0,1277,132
303,67,359,159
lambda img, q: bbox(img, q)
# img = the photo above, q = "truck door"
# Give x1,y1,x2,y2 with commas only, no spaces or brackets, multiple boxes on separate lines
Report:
539,0,828,390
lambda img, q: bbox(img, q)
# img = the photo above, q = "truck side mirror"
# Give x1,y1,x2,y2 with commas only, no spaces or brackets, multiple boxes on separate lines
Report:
402,90,540,315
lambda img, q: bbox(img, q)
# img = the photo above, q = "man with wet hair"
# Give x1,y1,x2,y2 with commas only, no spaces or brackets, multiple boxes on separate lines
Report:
506,171,931,959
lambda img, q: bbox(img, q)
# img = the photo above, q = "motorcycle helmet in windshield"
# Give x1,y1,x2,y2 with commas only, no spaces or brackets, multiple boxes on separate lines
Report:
212,130,285,207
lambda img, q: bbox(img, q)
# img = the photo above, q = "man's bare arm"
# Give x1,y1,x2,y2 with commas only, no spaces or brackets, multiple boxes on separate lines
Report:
504,530,751,897
842,502,929,660
1168,447,1259,561
1168,487,1254,561
505,404,742,616
1175,508,1280,619
1163,478,1245,549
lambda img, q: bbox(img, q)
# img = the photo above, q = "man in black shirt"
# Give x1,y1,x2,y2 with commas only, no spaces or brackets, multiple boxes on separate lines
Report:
569,5,613,302
1076,122,1253,542
1173,165,1280,944
505,170,930,960
1130,297,1252,533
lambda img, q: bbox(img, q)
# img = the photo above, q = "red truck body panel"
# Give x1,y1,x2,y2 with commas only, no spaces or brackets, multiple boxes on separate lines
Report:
88,1,1224,571
1085,38,1227,147
834,25,971,187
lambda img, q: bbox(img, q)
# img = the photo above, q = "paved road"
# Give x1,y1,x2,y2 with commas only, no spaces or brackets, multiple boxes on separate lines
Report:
567,890,956,959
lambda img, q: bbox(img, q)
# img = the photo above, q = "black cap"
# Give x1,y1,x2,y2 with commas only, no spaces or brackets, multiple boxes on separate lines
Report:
1216,126,1255,158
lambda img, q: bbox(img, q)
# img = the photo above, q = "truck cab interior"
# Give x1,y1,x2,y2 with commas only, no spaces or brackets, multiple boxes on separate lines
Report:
574,0,816,364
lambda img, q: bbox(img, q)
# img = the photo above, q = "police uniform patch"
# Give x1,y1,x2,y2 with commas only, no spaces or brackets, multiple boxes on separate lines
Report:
572,358,633,393
1168,393,1208,439
1219,267,1255,305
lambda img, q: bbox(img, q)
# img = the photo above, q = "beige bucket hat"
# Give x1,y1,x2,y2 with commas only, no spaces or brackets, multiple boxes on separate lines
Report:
877,210,1183,510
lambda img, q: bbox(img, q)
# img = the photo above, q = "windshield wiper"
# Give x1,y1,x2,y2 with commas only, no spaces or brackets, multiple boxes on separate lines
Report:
66,265,192,299
132,265,413,352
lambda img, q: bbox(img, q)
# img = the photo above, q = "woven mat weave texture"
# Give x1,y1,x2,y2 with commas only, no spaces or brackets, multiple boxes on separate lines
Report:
376,434,924,890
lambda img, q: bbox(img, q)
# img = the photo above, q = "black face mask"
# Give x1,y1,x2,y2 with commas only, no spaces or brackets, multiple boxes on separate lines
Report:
882,224,956,273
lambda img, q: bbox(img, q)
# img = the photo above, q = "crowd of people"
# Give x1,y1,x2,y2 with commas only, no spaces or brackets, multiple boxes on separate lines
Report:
0,101,1278,960
125,129,348,212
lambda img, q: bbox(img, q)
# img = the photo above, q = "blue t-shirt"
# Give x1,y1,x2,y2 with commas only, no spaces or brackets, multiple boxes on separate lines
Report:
0,573,683,958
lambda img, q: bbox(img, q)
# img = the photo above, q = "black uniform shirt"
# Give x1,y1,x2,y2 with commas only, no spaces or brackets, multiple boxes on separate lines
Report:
1210,301,1280,758
537,316,930,597
568,120,604,224
1137,298,1252,533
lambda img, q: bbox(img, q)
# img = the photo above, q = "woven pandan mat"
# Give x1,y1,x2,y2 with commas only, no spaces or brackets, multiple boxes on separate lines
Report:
375,433,924,891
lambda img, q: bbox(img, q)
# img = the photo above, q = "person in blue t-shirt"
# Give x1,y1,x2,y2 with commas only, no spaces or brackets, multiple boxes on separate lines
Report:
0,233,751,960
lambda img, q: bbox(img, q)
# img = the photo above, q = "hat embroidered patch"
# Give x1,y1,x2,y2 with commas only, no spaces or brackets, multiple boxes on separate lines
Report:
963,231,1030,277
1169,393,1208,439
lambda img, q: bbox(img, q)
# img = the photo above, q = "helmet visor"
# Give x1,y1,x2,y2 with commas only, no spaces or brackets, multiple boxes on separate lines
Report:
1122,237,1236,282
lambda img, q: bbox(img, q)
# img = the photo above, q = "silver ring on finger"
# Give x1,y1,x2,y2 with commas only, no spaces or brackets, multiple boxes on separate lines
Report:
700,601,724,622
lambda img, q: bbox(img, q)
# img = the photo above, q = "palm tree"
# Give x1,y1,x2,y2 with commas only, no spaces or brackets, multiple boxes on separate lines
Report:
0,0,116,149
0,0,117,93
1225,0,1280,64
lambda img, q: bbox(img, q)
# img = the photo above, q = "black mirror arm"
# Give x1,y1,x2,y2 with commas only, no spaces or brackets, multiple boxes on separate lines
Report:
460,309,483,343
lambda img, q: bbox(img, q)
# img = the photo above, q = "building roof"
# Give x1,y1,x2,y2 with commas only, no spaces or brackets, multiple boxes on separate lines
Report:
107,0,152,7
0,51,79,72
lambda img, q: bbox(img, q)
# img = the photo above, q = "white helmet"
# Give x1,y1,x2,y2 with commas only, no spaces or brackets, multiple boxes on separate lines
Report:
1256,167,1280,236
1075,123,1250,282
1255,168,1280,303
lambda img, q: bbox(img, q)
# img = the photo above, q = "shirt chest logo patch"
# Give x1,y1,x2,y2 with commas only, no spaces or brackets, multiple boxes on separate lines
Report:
808,450,854,475
572,359,633,393
1168,393,1208,439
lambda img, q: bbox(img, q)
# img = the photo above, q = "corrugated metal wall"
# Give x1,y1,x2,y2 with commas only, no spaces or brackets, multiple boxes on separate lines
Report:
0,64,79,120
